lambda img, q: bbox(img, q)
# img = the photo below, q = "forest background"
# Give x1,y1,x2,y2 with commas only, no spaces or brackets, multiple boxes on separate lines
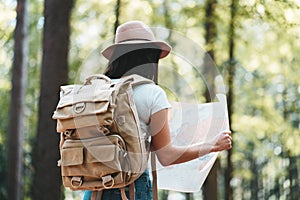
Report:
1,0,300,199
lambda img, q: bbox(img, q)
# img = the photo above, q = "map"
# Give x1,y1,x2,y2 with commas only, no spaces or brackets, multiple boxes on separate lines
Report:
156,94,230,192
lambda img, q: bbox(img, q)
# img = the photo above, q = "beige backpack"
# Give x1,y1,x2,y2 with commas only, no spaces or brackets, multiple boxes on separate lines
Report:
52,74,157,200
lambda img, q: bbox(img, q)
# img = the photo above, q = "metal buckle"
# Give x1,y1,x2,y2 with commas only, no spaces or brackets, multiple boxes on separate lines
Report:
73,102,85,113
102,175,114,189
71,176,83,188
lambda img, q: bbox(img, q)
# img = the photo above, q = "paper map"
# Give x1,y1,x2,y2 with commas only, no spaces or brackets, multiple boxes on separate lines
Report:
156,94,229,192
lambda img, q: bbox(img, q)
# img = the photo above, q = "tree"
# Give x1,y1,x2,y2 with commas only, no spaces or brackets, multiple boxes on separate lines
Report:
2,0,300,199
31,0,73,199
6,0,28,199
202,0,219,199
114,0,121,34
224,0,238,199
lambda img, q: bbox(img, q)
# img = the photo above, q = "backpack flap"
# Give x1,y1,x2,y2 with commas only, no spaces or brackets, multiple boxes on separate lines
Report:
52,79,115,132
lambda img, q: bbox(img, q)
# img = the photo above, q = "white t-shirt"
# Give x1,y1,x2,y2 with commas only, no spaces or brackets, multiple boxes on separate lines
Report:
133,83,171,135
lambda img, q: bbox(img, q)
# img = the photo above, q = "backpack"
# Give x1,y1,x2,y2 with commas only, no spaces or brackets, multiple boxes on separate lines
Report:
52,74,157,200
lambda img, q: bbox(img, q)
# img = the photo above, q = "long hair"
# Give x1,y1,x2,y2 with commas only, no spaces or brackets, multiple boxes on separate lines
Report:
103,45,162,80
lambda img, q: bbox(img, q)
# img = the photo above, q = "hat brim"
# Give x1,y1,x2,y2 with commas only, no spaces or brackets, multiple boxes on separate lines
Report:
101,40,172,60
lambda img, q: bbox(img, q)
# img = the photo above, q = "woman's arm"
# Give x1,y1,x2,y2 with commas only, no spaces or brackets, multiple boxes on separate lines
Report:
150,108,232,166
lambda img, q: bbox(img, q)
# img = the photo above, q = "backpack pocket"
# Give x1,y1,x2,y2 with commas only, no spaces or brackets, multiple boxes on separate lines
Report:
60,135,130,190
61,146,83,166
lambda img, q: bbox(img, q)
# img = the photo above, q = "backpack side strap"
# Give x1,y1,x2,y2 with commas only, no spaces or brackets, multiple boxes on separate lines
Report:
120,187,128,200
151,152,158,200
129,183,135,200
91,190,102,200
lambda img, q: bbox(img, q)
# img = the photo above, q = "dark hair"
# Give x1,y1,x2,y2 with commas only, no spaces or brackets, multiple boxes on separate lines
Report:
104,45,162,80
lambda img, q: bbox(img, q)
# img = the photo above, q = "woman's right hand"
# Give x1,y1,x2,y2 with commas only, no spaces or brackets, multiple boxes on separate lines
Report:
211,131,232,152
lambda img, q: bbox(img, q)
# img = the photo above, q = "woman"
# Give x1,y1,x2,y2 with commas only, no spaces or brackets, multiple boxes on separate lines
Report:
83,20,232,200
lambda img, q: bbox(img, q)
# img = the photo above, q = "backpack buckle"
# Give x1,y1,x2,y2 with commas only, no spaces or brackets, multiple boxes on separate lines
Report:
71,176,82,188
102,175,114,189
73,102,86,113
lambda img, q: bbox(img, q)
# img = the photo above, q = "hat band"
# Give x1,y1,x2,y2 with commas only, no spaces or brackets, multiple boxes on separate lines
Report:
118,38,151,43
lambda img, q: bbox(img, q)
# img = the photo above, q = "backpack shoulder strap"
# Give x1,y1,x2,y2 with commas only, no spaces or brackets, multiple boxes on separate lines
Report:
120,74,154,87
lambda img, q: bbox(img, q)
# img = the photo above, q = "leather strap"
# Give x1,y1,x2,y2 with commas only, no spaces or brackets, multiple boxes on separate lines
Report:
91,191,103,200
120,187,128,200
151,152,158,200
119,74,154,87
129,183,135,200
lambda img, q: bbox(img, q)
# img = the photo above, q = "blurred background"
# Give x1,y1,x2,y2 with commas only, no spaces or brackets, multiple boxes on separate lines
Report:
1,0,300,199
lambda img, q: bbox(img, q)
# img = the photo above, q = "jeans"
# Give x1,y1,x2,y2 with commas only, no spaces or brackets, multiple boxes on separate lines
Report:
83,169,152,200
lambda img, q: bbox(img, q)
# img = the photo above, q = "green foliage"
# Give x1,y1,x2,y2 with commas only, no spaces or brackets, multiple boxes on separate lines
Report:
227,1,300,198
1,0,300,199
0,88,9,199
0,0,44,198
0,1,15,199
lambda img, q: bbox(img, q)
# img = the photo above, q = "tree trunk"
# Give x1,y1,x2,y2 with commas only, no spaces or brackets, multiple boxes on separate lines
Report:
225,0,237,199
203,0,217,102
287,152,299,200
250,155,259,200
114,0,121,34
203,160,220,200
7,0,28,199
31,0,73,199
202,0,218,199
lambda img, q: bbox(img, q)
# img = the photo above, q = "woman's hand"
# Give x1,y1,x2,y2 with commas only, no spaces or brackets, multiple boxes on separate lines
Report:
151,109,233,166
211,131,232,152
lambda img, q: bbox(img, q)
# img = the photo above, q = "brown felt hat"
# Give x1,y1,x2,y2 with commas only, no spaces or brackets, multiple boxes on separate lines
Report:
101,21,171,60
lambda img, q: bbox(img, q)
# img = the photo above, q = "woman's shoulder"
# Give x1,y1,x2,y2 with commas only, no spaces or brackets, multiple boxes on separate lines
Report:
134,82,165,95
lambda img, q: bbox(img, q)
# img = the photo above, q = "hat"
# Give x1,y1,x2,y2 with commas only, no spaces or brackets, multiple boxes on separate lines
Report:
101,21,171,60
